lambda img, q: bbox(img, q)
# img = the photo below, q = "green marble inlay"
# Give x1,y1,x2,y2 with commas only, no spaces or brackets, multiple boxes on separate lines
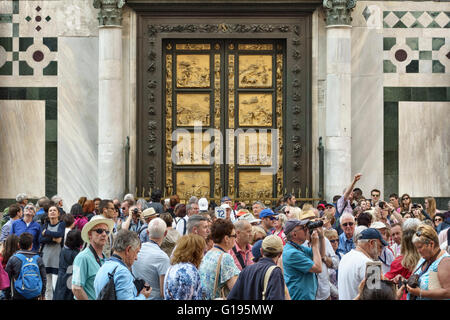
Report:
411,87,428,101
43,38,57,52
12,23,18,37
419,51,432,60
432,60,445,73
428,87,448,101
43,61,57,76
45,120,57,142
410,21,424,28
45,100,57,120
393,21,407,28
406,60,419,73
428,21,441,28
26,87,40,100
0,14,12,23
0,37,12,51
12,0,19,14
383,60,396,73
0,61,12,75
19,37,33,51
411,11,423,19
406,38,419,50
393,11,407,19
383,37,396,51
12,51,18,61
19,61,33,76
432,38,445,50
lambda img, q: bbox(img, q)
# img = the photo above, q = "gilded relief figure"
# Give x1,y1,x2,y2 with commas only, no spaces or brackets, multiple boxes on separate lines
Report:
239,172,272,199
177,171,210,199
239,55,272,88
176,93,210,126
239,93,272,126
177,55,210,88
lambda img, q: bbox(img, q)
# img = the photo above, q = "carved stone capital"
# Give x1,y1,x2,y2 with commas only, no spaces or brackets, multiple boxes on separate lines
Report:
93,0,125,26
323,0,357,26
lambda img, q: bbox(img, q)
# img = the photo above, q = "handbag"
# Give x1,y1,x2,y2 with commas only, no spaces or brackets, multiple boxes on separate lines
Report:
0,264,9,290
213,253,226,300
97,266,118,300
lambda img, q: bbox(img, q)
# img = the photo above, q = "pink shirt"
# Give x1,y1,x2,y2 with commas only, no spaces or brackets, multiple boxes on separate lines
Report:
228,242,254,271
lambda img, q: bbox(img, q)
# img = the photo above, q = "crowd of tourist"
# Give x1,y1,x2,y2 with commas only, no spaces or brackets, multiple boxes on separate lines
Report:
0,174,449,300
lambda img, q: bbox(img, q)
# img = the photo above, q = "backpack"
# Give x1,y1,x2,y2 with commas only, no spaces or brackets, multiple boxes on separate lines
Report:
14,253,42,299
97,266,118,300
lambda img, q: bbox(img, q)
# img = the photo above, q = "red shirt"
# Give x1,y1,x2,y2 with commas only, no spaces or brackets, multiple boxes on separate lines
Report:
384,255,412,300
228,242,254,271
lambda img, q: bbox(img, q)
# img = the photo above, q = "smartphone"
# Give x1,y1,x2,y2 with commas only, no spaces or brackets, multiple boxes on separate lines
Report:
365,261,382,289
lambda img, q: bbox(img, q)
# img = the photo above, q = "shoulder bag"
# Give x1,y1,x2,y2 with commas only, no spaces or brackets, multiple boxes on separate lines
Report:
262,265,278,300
213,253,226,300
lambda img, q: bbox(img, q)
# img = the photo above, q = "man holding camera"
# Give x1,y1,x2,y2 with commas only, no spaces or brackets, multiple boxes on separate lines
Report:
282,219,325,300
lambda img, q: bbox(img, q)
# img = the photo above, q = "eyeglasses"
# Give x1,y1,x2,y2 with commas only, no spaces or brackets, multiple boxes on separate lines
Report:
372,194,380,197
92,228,110,235
329,239,339,243
342,222,354,227
434,218,442,222
228,234,237,238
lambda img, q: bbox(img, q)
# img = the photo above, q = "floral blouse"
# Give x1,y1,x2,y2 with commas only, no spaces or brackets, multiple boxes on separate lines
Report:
164,262,203,300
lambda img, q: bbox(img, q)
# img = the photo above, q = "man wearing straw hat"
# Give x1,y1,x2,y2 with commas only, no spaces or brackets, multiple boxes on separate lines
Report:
71,215,114,300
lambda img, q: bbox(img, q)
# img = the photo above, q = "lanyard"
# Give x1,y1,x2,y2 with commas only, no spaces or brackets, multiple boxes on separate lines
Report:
89,245,103,267
214,245,226,253
288,241,305,253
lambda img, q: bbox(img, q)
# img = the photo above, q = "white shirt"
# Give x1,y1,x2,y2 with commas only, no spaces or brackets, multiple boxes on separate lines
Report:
316,236,339,300
174,216,189,236
338,249,372,300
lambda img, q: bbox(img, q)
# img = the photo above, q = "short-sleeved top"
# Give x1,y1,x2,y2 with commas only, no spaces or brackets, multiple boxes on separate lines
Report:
132,241,171,300
337,249,372,300
282,241,317,300
337,231,355,256
72,246,105,300
164,262,203,300
199,249,240,300
410,252,450,300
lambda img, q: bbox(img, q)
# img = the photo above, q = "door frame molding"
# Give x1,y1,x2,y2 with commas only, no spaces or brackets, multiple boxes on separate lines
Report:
134,7,315,200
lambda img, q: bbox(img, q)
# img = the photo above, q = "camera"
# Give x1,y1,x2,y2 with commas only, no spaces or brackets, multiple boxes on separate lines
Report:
412,203,419,209
379,201,385,209
306,220,324,232
132,208,140,215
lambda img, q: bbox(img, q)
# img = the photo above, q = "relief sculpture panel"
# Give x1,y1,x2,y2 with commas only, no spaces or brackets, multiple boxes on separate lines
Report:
237,131,272,166
176,55,210,88
238,171,273,199
176,171,210,199
238,55,272,88
176,93,210,126
173,131,211,165
239,93,273,127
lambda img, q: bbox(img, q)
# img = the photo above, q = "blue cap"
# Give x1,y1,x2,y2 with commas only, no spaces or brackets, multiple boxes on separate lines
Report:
259,208,276,219
358,228,389,246
221,196,231,203
252,239,263,262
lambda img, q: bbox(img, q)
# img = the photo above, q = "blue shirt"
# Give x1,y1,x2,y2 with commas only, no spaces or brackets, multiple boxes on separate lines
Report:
164,262,203,300
227,257,285,300
282,241,317,300
337,231,355,256
11,218,42,252
94,256,148,300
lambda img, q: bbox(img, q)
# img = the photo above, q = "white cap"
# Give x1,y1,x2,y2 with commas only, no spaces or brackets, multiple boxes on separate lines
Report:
221,203,231,210
370,221,387,229
198,197,208,211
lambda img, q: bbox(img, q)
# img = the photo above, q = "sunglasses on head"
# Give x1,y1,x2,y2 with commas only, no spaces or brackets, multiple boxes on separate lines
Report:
342,222,354,227
92,228,110,235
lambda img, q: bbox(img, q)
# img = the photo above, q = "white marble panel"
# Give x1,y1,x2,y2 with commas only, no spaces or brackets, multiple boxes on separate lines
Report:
56,0,99,37
325,73,352,137
58,37,99,211
351,75,384,197
399,102,450,197
325,136,352,201
352,27,383,76
0,100,45,198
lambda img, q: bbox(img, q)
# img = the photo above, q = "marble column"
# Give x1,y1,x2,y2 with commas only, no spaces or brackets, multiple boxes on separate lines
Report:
323,0,356,201
94,0,125,199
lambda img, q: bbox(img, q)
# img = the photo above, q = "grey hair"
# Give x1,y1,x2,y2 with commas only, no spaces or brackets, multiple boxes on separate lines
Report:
354,225,368,242
148,217,167,239
188,196,198,204
277,213,288,228
113,229,140,252
187,214,209,233
340,213,355,225
234,219,251,231
252,201,265,209
51,195,62,204
124,193,135,201
16,193,28,203
402,218,421,232
136,198,148,210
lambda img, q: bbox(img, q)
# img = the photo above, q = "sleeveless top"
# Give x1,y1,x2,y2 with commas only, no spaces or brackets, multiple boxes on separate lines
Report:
411,251,450,300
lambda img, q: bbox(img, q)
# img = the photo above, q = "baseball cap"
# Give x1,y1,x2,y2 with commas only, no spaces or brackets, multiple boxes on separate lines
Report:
284,219,309,235
325,203,334,208
221,196,231,203
358,228,389,246
259,208,276,219
317,204,325,210
262,235,283,254
198,197,208,211
221,203,231,210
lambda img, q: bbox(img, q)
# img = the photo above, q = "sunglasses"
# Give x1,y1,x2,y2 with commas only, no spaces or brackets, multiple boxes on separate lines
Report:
402,197,409,201
342,222,354,227
329,239,339,243
92,228,110,235
228,234,237,238
372,194,380,197
270,216,279,220
434,218,442,222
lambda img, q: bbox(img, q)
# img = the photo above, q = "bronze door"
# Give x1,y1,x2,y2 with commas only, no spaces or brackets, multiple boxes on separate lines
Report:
163,40,284,202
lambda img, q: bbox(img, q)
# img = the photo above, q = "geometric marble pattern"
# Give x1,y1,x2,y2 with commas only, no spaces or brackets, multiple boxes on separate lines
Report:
0,0,57,76
383,11,450,29
383,37,450,73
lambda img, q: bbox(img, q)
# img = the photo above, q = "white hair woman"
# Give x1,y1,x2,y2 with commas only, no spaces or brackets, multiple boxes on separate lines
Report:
272,213,287,245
